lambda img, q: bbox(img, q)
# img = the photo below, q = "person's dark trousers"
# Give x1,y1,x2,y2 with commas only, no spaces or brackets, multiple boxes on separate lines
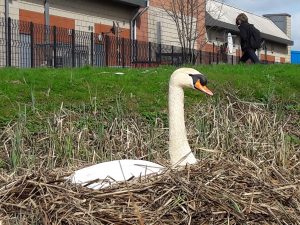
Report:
240,49,260,64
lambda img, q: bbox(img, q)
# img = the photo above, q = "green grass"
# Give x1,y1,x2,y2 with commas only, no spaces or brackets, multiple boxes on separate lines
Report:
0,64,299,126
0,64,299,172
201,64,300,104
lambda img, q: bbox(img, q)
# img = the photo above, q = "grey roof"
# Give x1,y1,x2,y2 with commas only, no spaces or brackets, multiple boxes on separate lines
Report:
206,0,293,45
263,13,291,17
112,0,146,7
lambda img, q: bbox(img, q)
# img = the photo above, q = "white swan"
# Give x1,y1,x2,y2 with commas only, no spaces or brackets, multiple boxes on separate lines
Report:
69,68,213,189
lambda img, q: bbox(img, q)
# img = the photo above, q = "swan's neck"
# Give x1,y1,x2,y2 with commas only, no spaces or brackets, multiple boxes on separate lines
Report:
168,85,197,166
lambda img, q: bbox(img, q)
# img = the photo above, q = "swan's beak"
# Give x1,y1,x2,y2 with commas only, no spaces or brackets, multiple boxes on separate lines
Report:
195,80,213,96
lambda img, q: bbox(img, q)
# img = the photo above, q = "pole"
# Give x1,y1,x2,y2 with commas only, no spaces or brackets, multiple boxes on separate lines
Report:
30,22,34,68
7,17,11,67
72,29,75,67
53,26,57,68
90,32,94,66
5,0,9,66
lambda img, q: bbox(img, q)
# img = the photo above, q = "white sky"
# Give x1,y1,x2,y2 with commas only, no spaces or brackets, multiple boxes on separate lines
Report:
225,0,300,50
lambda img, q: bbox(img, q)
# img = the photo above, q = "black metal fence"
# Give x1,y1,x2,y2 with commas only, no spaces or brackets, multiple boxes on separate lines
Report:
1,17,270,69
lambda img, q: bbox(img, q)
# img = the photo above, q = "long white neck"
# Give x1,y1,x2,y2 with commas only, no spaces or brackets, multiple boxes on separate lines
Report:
168,84,197,167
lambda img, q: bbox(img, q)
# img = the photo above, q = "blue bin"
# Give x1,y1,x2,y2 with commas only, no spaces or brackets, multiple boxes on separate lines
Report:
291,51,300,64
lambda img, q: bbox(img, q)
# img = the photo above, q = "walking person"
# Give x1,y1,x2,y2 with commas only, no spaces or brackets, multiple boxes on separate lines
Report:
236,13,260,64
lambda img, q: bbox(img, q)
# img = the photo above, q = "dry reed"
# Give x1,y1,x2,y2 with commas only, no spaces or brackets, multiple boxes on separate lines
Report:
0,158,299,224
0,96,299,224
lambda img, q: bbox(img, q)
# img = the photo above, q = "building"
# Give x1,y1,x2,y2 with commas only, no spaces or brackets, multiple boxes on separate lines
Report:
205,0,293,63
138,0,293,63
0,0,148,39
0,0,294,67
0,0,150,67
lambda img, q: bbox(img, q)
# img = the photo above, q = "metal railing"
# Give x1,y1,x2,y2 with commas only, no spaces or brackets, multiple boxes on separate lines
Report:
0,17,274,68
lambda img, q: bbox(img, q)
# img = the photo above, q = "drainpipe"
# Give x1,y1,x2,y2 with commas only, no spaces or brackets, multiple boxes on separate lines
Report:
5,0,9,21
44,0,50,26
130,1,149,40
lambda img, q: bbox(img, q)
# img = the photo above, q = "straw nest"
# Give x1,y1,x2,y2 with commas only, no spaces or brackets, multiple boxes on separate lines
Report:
1,158,299,225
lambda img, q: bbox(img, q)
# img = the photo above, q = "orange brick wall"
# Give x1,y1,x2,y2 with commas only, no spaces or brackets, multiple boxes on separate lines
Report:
19,9,75,29
19,9,44,24
136,11,148,42
203,43,214,52
50,15,75,29
260,54,275,62
196,1,206,50
280,57,285,63
149,0,178,9
203,43,224,53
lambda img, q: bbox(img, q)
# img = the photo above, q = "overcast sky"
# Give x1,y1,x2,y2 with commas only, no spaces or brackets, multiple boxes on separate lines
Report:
225,0,300,50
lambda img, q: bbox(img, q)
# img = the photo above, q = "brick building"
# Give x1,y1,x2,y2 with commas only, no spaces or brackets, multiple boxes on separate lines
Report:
0,0,294,66
0,0,148,38
0,0,148,67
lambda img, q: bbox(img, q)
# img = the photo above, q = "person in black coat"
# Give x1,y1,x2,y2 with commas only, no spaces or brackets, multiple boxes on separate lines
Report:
236,13,260,64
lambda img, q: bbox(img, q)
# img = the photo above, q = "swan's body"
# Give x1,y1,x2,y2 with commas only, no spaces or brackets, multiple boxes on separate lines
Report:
69,68,213,189
70,160,163,189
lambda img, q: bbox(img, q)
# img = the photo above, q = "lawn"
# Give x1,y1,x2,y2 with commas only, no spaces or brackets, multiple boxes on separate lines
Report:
0,64,299,126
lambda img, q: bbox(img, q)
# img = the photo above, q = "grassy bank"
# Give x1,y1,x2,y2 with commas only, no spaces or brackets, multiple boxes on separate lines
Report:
0,64,299,171
0,64,299,224
0,64,299,125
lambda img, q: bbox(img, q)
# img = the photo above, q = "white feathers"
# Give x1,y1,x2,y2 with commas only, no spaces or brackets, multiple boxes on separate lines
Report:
69,160,164,189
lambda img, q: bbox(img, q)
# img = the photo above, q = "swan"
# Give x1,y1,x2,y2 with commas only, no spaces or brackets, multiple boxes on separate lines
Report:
69,68,213,189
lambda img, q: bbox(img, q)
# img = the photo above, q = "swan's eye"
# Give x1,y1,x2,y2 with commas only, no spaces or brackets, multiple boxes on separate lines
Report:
189,74,208,86
198,75,208,86
189,74,213,96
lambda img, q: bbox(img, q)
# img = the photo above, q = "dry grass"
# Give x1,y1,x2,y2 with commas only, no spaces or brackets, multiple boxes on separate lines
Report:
0,95,299,224
0,159,299,224
188,94,299,169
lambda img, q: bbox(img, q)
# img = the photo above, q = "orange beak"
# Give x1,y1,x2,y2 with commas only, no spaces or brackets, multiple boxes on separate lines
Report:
195,80,213,96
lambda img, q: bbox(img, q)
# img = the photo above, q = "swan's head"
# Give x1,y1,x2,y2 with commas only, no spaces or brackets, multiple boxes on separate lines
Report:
170,68,213,96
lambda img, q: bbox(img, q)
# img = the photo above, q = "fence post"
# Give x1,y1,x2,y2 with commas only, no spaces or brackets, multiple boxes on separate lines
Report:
7,17,11,67
209,52,211,64
159,43,162,64
200,50,202,64
53,26,57,68
90,32,94,67
212,43,215,63
264,46,267,64
148,41,151,67
71,29,75,67
181,47,184,65
30,22,34,68
171,45,174,65
122,37,125,68
135,39,138,63
130,39,132,66
105,36,109,66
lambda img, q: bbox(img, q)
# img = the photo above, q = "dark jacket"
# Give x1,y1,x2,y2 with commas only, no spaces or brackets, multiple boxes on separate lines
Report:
238,22,252,51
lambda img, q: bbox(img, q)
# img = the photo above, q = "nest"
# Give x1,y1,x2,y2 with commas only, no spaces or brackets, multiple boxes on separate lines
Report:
0,158,299,225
